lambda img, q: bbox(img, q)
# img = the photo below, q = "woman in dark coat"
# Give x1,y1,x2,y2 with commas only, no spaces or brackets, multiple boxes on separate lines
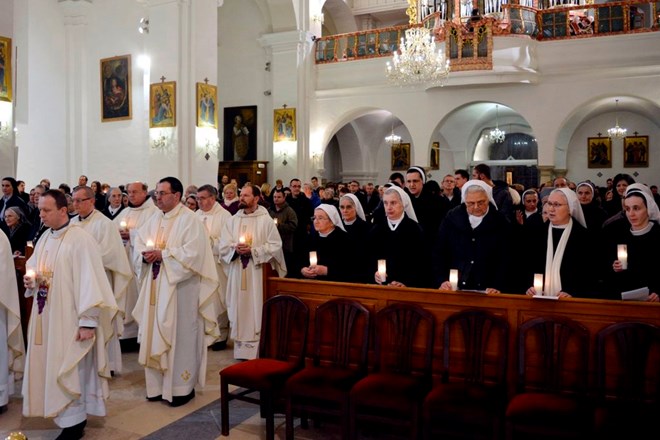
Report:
300,204,357,283
525,188,599,299
368,185,430,288
339,193,371,283
91,180,106,211
603,186,660,302
1,206,32,255
603,173,634,218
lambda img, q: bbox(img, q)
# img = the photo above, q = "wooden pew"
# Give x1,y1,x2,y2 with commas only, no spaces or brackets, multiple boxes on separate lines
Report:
264,276,660,399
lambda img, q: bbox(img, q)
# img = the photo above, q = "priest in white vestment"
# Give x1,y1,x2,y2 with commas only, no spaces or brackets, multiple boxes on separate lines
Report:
195,184,232,350
132,177,219,407
0,232,24,412
113,181,160,341
71,185,133,374
218,184,286,360
22,190,118,439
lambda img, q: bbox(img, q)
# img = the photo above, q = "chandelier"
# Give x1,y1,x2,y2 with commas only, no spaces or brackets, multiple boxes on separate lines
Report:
488,105,506,143
385,1,450,86
385,114,401,145
607,99,627,139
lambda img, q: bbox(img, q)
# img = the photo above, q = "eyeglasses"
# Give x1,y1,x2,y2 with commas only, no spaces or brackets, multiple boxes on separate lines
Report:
72,197,92,203
465,200,488,208
545,202,568,209
311,216,330,222
155,191,174,197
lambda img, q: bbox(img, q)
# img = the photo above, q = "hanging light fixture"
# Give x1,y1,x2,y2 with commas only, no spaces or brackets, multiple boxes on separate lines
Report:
488,104,506,144
385,114,402,145
385,0,450,87
607,99,627,139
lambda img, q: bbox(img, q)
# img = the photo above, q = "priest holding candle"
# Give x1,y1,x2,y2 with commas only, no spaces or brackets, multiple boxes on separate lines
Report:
218,184,286,360
21,190,117,439
132,177,220,407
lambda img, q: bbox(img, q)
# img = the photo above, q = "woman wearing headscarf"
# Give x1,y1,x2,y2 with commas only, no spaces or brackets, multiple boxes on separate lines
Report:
368,185,430,288
525,188,598,298
576,181,608,232
300,204,357,282
602,184,660,302
339,193,371,282
433,180,511,293
0,206,32,255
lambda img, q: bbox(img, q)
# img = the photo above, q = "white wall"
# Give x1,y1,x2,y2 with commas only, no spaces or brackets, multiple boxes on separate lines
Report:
0,0,14,178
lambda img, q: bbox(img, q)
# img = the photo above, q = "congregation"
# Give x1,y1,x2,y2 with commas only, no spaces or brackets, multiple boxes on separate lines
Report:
1,164,660,439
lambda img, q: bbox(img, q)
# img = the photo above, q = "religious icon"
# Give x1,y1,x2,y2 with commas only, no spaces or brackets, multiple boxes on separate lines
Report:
100,55,132,122
196,82,218,128
150,81,176,128
587,137,612,168
223,105,257,161
391,143,411,171
273,107,296,142
0,36,12,102
430,141,440,170
623,135,649,168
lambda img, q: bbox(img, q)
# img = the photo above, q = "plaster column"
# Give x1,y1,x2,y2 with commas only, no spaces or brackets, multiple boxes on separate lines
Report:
259,30,314,185
59,0,92,184
537,165,555,186
145,0,218,187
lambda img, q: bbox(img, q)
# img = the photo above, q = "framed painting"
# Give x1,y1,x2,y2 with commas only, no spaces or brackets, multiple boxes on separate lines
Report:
430,141,440,170
149,81,176,128
391,142,410,171
587,137,612,168
0,36,12,102
273,107,296,142
623,135,649,168
100,54,131,122
223,105,257,161
196,82,218,128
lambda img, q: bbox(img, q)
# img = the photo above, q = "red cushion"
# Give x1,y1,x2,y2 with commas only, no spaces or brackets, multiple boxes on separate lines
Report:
425,382,505,414
220,359,298,389
350,373,430,411
506,392,590,425
287,366,363,399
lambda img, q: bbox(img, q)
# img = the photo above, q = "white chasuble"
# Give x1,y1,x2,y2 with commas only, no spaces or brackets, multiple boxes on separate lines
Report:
72,210,133,373
22,224,118,419
114,198,160,339
0,233,25,407
132,204,219,401
218,205,286,359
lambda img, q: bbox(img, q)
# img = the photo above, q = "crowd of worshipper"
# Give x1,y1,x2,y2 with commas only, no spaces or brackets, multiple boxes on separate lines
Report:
3,167,660,302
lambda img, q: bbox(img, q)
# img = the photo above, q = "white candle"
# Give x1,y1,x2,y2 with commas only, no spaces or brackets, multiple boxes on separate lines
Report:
239,236,246,244
26,268,36,280
120,220,128,231
377,259,387,279
26,240,34,248
449,269,459,290
617,244,628,270
146,240,155,250
273,218,278,225
533,273,544,294
309,251,318,267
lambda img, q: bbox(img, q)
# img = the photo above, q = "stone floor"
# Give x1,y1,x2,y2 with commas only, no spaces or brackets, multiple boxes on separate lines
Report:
0,341,344,439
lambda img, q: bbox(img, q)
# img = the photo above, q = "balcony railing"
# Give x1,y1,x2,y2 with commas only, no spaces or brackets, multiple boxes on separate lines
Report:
314,1,659,68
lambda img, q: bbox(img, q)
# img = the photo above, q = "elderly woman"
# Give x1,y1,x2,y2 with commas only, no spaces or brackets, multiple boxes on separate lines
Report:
221,183,240,215
576,181,607,231
368,185,429,288
433,180,511,293
0,206,32,255
603,185,660,302
525,188,598,298
300,204,356,282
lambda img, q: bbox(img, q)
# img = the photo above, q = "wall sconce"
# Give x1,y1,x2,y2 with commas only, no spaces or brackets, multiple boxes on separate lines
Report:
138,18,149,34
312,13,324,25
204,138,220,161
276,141,296,166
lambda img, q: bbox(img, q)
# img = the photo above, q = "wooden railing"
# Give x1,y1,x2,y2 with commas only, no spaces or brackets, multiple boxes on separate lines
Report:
264,275,660,399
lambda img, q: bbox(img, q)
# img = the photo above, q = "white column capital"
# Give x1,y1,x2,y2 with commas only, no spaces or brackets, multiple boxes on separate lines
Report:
258,30,313,51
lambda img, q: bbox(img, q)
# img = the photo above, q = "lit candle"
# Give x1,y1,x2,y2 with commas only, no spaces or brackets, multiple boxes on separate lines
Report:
533,273,544,295
309,251,318,267
120,220,128,231
146,240,155,251
239,236,246,244
377,259,387,279
26,268,37,288
449,269,459,290
617,244,628,270
26,240,34,248
273,218,278,225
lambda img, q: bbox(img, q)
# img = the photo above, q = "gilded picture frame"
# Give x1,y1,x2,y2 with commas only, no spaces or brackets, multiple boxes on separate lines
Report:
391,142,410,171
430,141,440,170
0,36,12,102
273,107,296,142
587,137,612,168
196,82,218,128
623,135,649,168
149,81,176,128
100,54,131,122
